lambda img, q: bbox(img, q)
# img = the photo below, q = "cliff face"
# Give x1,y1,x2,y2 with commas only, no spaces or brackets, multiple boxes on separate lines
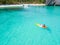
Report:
55,0,60,5
46,0,55,5
46,0,60,5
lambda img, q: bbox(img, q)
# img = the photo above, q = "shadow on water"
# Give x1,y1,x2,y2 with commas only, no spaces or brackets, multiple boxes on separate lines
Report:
45,6,55,15
45,27,52,33
0,8,26,12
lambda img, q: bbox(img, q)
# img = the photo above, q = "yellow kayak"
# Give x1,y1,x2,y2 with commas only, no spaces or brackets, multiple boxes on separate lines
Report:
36,24,47,28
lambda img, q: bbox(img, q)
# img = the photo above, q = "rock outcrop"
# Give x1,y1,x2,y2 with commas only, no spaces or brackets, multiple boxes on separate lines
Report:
46,0,60,6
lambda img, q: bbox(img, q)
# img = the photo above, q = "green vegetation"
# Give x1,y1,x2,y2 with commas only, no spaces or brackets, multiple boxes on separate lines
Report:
0,0,46,4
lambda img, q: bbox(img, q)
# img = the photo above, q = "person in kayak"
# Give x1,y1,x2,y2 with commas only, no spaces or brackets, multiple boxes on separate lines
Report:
40,24,47,28
36,23,47,28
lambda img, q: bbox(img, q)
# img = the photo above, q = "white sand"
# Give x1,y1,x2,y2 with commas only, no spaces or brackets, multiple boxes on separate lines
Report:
0,5,23,8
0,4,46,9
23,4,46,6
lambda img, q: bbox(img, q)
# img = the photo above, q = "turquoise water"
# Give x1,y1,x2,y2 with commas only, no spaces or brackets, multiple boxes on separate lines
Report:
0,6,60,45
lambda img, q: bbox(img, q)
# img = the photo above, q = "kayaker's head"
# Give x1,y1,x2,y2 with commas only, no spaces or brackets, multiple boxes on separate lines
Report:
43,24,46,27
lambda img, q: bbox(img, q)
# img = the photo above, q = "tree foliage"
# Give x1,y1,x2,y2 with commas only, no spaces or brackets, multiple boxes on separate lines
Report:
0,0,46,4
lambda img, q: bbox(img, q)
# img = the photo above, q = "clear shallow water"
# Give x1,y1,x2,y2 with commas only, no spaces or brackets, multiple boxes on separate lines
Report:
0,6,60,45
